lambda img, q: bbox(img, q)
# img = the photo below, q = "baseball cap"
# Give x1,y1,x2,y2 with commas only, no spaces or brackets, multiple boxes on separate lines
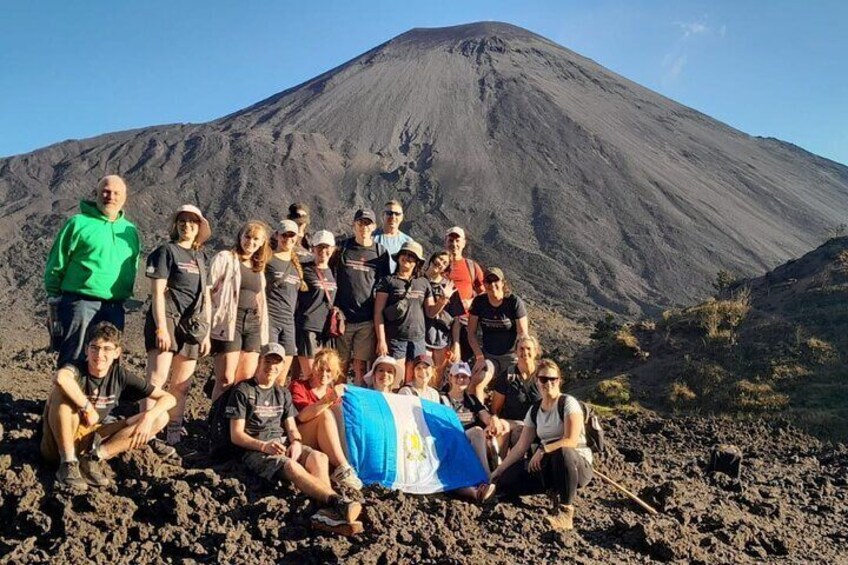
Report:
354,208,376,223
446,226,465,238
278,219,299,235
485,267,505,281
413,353,434,368
449,361,472,377
311,230,336,247
260,343,286,360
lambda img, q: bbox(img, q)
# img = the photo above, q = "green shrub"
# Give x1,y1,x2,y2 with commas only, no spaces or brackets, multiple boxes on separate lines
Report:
733,380,789,411
594,376,631,406
668,382,697,407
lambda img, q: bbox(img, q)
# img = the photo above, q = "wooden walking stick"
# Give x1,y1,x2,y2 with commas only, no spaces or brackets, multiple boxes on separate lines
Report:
542,440,659,515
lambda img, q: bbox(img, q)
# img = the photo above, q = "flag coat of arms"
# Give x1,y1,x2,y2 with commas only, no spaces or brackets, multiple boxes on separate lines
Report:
342,386,488,493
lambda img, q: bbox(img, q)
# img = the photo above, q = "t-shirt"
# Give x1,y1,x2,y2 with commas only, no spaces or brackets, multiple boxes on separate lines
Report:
447,258,485,316
289,378,323,411
375,275,432,341
238,263,263,309
446,392,486,430
265,256,301,328
296,264,336,333
145,243,203,317
64,360,154,421
226,378,297,442
332,238,390,323
398,385,445,404
469,294,528,356
373,230,412,273
493,365,542,421
523,395,592,464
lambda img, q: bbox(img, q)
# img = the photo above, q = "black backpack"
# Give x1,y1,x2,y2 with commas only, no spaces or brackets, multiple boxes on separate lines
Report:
530,395,605,454
206,385,256,460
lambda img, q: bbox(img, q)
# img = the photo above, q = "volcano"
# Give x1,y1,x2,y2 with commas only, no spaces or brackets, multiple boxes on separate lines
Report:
2,21,847,331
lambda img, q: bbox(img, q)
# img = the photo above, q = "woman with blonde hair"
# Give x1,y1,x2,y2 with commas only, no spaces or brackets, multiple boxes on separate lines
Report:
209,220,271,401
144,205,212,451
490,335,542,452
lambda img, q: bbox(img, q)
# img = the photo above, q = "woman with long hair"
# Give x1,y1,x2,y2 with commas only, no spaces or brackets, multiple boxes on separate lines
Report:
467,267,529,400
423,251,456,371
490,359,594,531
289,349,363,491
144,205,212,450
265,219,306,385
294,230,337,378
374,241,451,386
209,220,271,401
490,335,542,451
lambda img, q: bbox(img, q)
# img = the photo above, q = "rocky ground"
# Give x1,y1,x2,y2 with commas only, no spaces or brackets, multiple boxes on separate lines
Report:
2,348,846,563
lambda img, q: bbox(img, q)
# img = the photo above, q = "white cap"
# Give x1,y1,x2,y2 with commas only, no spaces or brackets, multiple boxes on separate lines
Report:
449,361,472,377
446,226,465,238
363,355,399,386
312,229,336,247
278,219,299,235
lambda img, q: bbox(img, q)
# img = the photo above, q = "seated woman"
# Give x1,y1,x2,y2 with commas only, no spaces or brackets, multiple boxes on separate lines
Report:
397,353,446,403
362,355,400,394
489,359,593,531
489,335,542,453
289,349,362,490
444,362,507,481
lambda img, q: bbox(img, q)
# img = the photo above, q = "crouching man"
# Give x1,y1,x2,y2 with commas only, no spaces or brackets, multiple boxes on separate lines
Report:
41,322,176,491
228,343,364,536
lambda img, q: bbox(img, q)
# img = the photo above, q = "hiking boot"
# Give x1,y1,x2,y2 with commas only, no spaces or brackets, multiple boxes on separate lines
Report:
331,464,363,491
311,508,364,536
546,504,575,531
331,495,362,523
55,461,88,492
79,454,111,487
148,438,178,460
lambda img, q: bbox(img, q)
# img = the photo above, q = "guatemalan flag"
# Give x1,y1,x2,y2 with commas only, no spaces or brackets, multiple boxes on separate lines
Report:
342,386,488,494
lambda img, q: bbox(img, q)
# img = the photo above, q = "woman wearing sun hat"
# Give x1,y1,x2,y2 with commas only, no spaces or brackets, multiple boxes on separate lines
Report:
143,204,212,447
374,240,453,386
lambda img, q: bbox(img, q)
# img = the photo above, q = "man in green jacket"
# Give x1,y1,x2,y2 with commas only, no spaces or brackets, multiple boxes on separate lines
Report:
45,175,141,367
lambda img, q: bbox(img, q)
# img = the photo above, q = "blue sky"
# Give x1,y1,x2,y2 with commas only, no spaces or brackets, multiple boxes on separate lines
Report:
1,1,846,164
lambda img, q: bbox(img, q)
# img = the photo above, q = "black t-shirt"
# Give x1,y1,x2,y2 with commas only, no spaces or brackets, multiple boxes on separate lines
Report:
332,238,390,324
493,364,542,421
265,256,301,328
65,360,155,421
145,243,203,317
296,264,337,332
375,275,433,341
225,378,297,442
446,392,486,430
469,294,528,355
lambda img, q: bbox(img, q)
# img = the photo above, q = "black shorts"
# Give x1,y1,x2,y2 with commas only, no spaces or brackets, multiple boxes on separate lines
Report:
270,323,297,357
212,307,262,354
144,310,200,360
295,328,326,359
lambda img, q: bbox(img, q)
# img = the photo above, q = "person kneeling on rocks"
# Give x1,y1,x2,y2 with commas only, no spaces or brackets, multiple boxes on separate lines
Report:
41,322,176,491
228,343,364,536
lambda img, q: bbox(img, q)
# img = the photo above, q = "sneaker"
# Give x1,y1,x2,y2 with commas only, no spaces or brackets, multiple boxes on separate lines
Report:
332,495,362,523
148,438,178,460
476,483,496,502
166,423,184,446
331,464,363,491
546,504,575,531
79,455,111,487
310,508,364,537
55,461,88,492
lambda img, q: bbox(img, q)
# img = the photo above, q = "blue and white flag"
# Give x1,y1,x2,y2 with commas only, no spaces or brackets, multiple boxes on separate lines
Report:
342,386,487,494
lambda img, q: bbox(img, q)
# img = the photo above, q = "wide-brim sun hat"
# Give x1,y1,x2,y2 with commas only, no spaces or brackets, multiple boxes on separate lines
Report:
170,204,211,246
363,355,399,386
391,240,425,264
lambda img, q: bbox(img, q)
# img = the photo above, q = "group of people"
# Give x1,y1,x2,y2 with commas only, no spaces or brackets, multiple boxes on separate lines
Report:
39,175,595,535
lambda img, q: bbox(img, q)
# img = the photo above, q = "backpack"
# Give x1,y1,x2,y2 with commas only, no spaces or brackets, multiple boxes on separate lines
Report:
529,395,605,454
206,385,257,460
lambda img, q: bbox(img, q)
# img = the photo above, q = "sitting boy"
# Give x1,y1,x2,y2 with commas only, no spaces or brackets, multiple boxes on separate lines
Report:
228,343,364,536
41,322,176,490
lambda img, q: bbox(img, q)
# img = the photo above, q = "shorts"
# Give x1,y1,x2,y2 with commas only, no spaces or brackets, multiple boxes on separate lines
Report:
144,310,200,360
241,439,314,481
388,338,427,362
425,321,450,350
269,323,297,357
337,320,375,363
485,351,517,380
212,307,262,354
40,414,129,464
296,328,324,359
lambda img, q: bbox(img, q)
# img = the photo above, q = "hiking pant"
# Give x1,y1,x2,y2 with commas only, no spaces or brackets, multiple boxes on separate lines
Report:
497,447,592,505
56,293,125,367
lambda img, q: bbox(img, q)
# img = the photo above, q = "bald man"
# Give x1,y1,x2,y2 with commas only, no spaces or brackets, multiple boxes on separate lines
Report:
45,175,141,366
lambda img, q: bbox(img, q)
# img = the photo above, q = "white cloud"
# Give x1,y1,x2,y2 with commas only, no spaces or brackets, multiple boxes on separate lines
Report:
676,21,709,38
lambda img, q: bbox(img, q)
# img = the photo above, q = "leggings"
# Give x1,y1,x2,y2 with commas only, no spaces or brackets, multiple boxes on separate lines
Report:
497,447,593,505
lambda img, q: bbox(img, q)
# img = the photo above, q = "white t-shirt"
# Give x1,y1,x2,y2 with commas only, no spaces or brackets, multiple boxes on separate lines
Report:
523,394,592,464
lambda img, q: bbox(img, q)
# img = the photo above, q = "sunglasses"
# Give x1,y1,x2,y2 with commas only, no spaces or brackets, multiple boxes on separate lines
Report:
384,210,402,217
537,375,559,384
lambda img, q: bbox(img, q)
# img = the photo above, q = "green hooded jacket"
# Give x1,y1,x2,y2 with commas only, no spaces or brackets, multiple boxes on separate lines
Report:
44,200,141,301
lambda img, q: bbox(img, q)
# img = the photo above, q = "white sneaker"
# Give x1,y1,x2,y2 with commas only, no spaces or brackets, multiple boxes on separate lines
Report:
331,464,363,491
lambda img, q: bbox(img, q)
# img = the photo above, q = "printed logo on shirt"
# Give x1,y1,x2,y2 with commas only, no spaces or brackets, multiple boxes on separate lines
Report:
176,260,200,275
344,257,376,273
480,316,513,330
88,393,117,410
407,289,427,300
254,404,284,420
274,272,301,286
317,281,337,292
146,266,155,274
